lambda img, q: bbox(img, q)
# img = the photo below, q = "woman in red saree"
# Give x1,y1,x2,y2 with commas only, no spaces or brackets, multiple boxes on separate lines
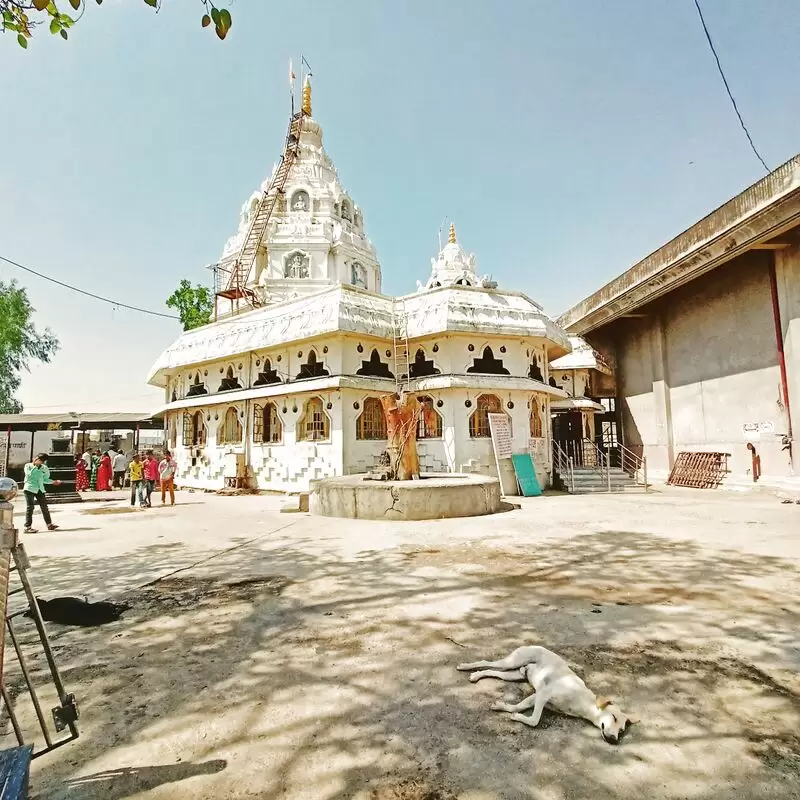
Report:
96,453,112,491
74,455,89,492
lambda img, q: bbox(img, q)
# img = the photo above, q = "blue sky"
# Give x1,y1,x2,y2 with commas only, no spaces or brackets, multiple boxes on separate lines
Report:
2,0,799,412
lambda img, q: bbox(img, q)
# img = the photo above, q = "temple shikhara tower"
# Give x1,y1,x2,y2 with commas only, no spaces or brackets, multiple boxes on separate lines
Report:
148,75,574,492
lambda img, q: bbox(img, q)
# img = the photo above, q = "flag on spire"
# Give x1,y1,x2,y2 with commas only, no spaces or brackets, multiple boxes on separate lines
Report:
289,59,296,87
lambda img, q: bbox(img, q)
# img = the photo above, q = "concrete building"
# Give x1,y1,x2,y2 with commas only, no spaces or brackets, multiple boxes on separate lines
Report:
147,79,572,492
558,154,800,488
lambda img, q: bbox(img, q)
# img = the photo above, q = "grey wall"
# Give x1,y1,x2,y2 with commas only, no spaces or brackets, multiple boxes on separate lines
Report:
590,250,795,482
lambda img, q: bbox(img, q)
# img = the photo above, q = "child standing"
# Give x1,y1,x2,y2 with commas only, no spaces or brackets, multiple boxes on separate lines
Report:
142,451,159,508
128,453,146,508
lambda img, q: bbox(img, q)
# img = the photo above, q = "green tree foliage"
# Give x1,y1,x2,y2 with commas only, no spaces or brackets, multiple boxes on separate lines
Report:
2,0,232,48
166,280,214,332
0,280,59,414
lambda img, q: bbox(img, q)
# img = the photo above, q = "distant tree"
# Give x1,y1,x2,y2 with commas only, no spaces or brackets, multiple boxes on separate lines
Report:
2,0,232,49
0,280,59,414
166,280,214,331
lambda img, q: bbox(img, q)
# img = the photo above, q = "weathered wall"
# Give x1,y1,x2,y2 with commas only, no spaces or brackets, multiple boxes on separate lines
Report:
776,243,800,447
596,251,793,482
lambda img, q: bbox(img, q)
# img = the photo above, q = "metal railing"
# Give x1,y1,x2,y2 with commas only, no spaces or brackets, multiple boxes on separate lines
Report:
552,441,575,494
611,441,648,491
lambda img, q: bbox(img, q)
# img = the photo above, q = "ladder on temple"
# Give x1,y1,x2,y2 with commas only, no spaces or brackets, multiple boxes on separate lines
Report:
215,111,305,316
392,298,410,393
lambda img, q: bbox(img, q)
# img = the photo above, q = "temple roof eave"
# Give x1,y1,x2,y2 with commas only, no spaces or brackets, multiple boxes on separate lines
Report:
148,286,572,386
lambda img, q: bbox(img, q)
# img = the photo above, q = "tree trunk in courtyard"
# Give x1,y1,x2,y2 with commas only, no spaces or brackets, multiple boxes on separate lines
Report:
381,392,421,481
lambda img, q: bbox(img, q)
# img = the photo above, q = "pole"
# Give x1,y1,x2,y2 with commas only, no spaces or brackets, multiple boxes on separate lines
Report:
28,431,35,464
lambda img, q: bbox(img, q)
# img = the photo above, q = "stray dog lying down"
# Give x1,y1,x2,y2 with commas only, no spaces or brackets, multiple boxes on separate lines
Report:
458,645,639,744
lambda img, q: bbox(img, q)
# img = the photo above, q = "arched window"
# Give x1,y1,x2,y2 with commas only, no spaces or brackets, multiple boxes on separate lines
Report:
218,407,242,445
528,354,544,383
529,398,543,438
187,372,208,397
467,346,510,376
298,397,330,441
356,397,387,440
417,396,443,439
253,358,281,386
341,199,352,222
183,410,207,447
296,350,329,380
219,365,242,392
409,348,439,378
253,402,282,444
356,349,393,379
168,414,177,449
469,394,505,438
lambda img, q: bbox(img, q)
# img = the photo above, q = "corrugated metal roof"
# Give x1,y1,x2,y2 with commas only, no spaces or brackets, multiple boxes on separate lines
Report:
0,412,162,430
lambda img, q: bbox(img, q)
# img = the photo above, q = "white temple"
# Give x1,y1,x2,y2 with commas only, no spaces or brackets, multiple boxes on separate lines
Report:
147,78,573,493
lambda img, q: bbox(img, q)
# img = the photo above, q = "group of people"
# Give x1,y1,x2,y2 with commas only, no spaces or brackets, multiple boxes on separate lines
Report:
127,450,176,508
74,447,129,492
22,447,178,533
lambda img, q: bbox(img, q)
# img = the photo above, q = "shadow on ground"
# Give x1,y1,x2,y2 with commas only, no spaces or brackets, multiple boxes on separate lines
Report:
6,524,800,799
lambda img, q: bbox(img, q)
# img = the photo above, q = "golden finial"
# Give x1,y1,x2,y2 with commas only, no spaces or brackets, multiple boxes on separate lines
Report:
448,223,456,245
302,74,312,116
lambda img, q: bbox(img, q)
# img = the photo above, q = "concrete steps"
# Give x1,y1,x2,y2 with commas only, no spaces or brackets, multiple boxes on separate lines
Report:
560,468,643,495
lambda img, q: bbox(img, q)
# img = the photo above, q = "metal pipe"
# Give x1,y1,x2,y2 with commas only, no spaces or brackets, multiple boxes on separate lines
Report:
768,254,792,439
12,545,79,739
1,682,25,746
6,617,53,748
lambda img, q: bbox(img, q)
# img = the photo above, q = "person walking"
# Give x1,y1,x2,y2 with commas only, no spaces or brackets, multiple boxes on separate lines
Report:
112,449,127,490
23,454,61,533
128,453,146,508
142,451,159,508
158,450,176,506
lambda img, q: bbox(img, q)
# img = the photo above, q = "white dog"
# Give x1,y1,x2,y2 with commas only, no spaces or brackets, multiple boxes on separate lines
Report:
458,645,639,744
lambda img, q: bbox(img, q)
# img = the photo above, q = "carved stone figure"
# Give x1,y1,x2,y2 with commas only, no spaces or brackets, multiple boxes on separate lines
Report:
351,262,367,288
292,191,309,211
285,253,309,279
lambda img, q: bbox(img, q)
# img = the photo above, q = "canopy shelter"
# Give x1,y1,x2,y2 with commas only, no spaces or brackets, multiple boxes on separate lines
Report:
0,412,164,479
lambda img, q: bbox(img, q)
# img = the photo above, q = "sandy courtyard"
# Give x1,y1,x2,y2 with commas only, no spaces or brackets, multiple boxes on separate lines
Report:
4,486,800,799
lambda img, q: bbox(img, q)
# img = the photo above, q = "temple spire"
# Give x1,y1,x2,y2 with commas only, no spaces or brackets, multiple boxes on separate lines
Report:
302,74,312,116
448,222,457,245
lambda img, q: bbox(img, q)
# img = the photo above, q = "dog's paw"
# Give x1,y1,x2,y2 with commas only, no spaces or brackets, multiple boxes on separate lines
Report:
468,673,482,683
490,701,510,712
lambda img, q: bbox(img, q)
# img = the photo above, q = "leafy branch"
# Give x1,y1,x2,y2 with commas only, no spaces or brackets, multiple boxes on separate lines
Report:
1,0,232,48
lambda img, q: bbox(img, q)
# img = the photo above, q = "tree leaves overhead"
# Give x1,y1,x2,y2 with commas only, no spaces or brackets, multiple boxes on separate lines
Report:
166,280,214,332
1,0,234,47
0,281,60,414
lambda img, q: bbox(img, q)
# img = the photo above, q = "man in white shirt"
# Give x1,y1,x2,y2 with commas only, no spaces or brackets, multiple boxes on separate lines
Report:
81,450,92,470
112,450,128,489
158,450,176,506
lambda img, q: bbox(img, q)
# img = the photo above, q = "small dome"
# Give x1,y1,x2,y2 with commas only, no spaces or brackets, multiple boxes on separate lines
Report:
421,224,480,290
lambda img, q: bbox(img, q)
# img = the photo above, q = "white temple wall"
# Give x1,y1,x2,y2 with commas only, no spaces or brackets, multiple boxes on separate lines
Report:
250,391,342,492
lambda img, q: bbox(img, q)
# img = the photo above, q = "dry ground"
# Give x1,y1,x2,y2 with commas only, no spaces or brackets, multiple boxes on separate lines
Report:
3,486,799,799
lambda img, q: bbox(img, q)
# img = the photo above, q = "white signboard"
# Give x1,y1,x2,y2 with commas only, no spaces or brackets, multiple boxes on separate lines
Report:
488,413,513,459
0,433,7,478
488,413,513,495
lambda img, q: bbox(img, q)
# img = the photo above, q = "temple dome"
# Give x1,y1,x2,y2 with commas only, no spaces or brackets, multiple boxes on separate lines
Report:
420,224,492,290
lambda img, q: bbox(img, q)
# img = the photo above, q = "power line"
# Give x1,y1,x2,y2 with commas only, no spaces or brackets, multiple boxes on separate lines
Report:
0,254,179,321
692,0,770,174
